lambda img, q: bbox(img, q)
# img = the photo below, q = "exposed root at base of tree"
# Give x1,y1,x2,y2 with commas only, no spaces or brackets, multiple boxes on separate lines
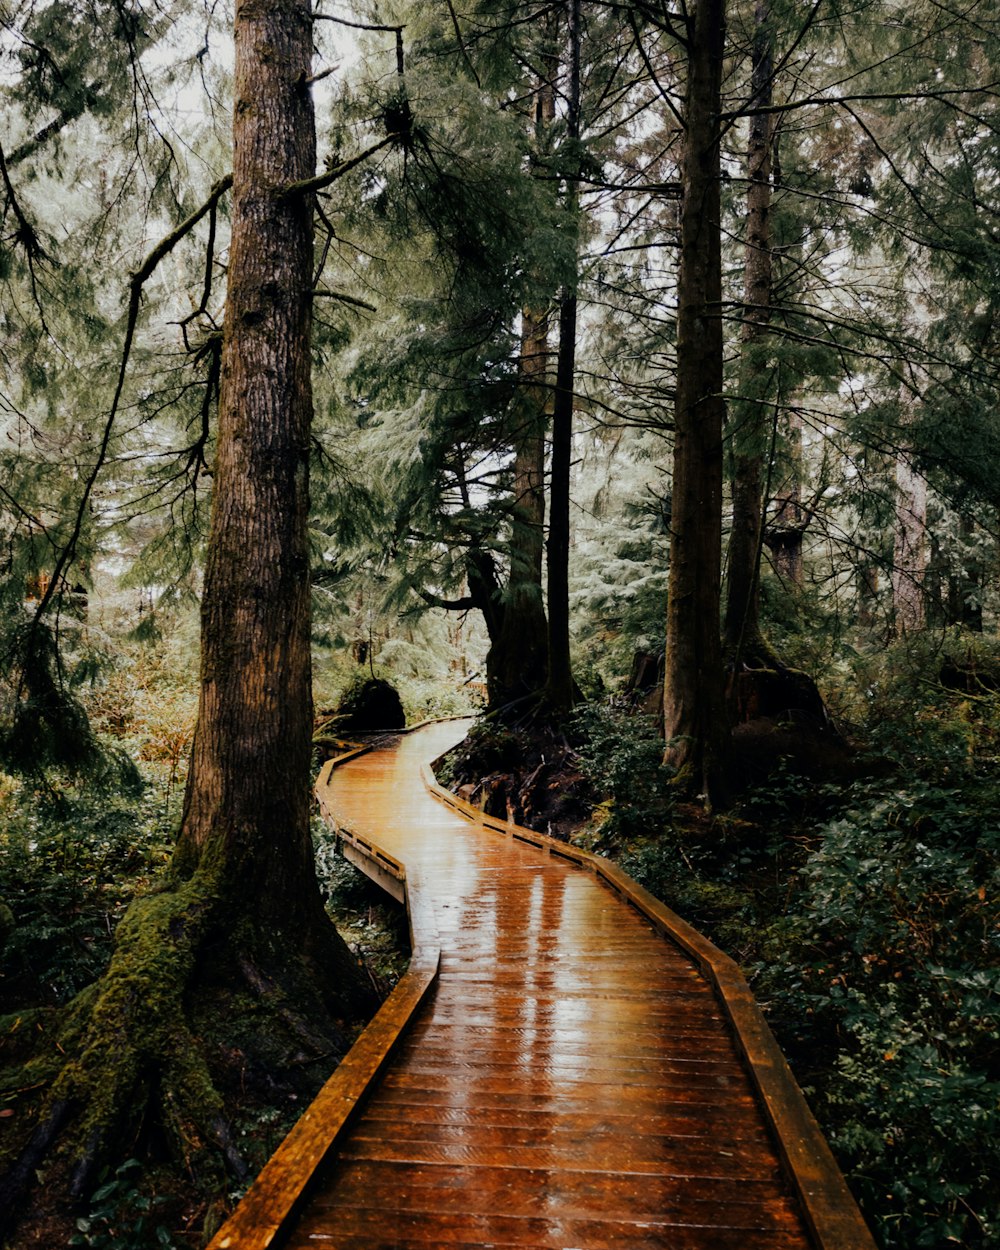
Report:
437,720,594,839
0,876,376,1246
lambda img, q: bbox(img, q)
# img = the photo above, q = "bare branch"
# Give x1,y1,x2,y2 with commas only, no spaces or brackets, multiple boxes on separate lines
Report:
282,135,401,198
313,289,377,312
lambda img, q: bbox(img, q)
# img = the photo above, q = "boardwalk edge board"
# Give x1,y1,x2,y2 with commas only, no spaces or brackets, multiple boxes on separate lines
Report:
419,757,878,1250
209,719,877,1250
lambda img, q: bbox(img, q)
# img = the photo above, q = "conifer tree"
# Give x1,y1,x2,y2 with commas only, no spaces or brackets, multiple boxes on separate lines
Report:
1,2,380,1229
661,0,729,804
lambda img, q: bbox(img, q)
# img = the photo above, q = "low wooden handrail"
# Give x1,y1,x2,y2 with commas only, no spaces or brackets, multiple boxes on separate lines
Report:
206,749,440,1250
420,761,878,1250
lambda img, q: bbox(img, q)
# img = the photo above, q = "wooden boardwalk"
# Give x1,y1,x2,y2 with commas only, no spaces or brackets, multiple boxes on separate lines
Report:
210,720,875,1250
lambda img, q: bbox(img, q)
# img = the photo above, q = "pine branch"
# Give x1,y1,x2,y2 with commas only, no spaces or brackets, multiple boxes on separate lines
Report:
5,86,103,167
130,174,233,290
416,588,478,612
282,135,401,199
443,0,482,89
313,289,377,312
721,83,1000,122
312,13,405,75
30,174,234,628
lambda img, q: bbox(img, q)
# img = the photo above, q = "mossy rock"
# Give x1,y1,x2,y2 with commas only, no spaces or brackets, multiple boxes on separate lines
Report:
336,678,405,732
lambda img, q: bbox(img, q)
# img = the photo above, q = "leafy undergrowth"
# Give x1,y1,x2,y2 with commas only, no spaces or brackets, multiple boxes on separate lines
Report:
565,671,1000,1250
1,777,407,1250
438,653,999,1250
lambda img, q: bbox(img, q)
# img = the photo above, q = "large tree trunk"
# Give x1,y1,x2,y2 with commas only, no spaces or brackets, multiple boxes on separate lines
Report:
175,0,324,932
724,4,773,665
0,2,374,1232
544,0,581,716
662,0,729,805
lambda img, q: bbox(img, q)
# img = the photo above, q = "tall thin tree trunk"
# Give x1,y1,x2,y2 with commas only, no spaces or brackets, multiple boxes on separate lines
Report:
723,3,772,663
491,62,554,711
662,0,729,805
892,388,927,635
892,456,927,634
544,0,581,715
766,404,805,587
947,516,983,632
858,562,880,628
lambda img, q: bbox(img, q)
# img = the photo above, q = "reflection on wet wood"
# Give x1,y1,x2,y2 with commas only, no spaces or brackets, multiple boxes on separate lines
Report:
211,721,876,1250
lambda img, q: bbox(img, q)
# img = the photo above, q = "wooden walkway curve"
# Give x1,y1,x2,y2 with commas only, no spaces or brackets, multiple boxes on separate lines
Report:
209,720,876,1250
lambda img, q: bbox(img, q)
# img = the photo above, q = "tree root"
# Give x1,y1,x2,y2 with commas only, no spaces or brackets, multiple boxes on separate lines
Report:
0,868,366,1240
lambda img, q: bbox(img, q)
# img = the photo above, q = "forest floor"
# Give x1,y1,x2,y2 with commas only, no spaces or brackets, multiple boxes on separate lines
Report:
2,650,997,1250
0,800,408,1250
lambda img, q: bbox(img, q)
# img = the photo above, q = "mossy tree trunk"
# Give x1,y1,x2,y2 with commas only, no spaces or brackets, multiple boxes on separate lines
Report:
0,0,374,1232
662,0,730,806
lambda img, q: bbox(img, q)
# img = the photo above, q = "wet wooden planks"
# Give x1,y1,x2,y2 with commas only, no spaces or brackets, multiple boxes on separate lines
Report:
283,722,816,1250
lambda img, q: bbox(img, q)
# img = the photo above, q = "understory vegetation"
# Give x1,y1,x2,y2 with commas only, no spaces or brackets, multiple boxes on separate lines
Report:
563,639,999,1250
0,644,416,1249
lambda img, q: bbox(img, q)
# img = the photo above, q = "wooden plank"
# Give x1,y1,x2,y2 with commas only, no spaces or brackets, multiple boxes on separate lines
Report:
420,760,878,1250
309,1158,800,1218
213,722,873,1250
286,1206,811,1250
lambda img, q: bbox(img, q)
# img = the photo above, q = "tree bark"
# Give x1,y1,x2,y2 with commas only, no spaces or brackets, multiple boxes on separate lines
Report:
490,57,554,712
491,305,551,707
892,455,927,634
892,389,927,636
765,404,805,588
544,0,581,716
174,0,331,941
723,4,773,664
662,0,729,805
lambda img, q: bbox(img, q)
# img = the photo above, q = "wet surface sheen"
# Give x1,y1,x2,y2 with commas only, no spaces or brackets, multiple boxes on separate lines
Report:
290,722,810,1249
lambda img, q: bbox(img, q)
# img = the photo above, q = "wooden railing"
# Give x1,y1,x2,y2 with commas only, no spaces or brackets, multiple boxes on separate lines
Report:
207,744,437,1250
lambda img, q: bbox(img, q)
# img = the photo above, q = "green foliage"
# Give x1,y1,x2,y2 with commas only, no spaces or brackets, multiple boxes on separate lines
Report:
572,704,673,843
0,777,174,1007
755,777,999,1249
843,633,1000,777
0,618,140,789
70,1159,175,1250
